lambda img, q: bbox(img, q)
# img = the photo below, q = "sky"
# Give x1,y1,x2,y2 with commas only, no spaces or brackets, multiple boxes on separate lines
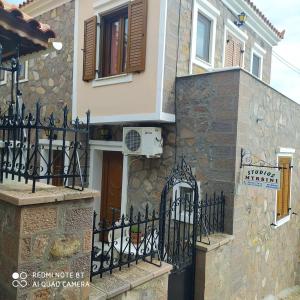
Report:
254,0,300,103
8,0,300,103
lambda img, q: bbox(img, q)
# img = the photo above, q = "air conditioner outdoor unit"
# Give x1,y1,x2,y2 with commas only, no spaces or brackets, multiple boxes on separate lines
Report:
123,127,163,158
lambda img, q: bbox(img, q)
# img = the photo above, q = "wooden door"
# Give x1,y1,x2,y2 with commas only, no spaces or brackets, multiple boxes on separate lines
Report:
52,150,64,187
100,151,123,225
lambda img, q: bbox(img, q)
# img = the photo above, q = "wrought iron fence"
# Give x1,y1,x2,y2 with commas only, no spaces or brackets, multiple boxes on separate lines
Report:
198,192,225,244
0,102,89,192
91,206,161,279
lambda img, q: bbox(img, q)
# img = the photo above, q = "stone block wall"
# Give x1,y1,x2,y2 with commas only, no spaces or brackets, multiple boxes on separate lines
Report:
175,71,241,233
0,186,94,300
90,261,172,300
195,234,234,300
126,69,300,298
0,1,74,118
229,70,300,299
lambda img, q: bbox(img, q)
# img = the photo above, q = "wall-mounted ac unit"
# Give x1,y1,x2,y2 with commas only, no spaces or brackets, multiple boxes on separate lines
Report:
123,127,163,158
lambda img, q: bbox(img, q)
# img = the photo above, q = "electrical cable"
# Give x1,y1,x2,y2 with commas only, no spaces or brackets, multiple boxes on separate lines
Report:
272,51,300,76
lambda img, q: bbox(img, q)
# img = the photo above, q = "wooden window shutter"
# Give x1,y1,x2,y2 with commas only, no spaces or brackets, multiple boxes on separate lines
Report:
224,34,243,67
127,0,147,73
233,39,243,67
225,37,234,67
277,157,291,220
83,16,97,82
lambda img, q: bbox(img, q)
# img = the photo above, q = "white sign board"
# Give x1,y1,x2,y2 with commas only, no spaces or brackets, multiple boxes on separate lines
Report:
242,166,281,190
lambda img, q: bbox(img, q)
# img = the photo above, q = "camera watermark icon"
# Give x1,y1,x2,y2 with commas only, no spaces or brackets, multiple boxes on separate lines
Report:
12,272,28,288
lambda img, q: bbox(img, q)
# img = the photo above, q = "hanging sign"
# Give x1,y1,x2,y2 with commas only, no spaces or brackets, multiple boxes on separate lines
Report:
242,166,281,190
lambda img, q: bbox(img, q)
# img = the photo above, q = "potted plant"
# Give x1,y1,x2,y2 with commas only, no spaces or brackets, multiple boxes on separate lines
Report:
130,225,143,245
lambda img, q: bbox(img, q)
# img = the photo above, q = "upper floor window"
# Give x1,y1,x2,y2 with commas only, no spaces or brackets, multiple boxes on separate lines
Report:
100,8,128,77
251,53,261,78
224,33,244,67
82,0,148,82
250,43,265,80
196,13,211,62
223,21,248,68
190,0,220,71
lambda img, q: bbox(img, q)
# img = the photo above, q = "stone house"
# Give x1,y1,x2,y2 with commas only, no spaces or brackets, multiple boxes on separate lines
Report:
0,0,74,121
1,0,299,298
72,0,300,299
0,0,75,187
73,0,285,219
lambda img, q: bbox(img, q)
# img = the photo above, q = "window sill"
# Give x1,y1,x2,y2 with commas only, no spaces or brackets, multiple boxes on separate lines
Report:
16,79,29,84
192,57,213,71
272,215,290,228
92,73,133,88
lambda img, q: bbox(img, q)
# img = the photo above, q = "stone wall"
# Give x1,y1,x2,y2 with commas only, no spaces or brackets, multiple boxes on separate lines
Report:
195,234,234,300
0,1,74,118
174,69,300,298
90,261,172,300
174,71,240,233
162,0,273,114
125,71,240,234
128,69,300,298
0,183,95,300
229,70,300,299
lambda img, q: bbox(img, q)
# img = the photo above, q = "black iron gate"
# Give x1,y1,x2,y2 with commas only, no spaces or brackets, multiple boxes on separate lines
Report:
159,158,199,300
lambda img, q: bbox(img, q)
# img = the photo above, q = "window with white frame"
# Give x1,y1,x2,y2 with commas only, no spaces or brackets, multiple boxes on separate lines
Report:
251,54,261,78
0,69,7,85
191,0,220,70
275,148,294,226
196,13,211,62
83,0,147,83
172,182,200,223
250,43,265,80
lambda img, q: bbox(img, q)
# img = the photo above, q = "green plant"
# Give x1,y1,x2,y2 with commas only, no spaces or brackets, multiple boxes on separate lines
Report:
131,225,140,233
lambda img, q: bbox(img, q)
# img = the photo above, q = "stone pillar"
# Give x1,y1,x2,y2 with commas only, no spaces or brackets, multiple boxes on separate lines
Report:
194,233,234,300
0,181,97,300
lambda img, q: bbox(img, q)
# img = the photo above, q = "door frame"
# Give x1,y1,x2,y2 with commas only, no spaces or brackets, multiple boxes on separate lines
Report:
89,140,129,222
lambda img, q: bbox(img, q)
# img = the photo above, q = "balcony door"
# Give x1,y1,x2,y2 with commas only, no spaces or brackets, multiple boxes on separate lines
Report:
100,151,123,225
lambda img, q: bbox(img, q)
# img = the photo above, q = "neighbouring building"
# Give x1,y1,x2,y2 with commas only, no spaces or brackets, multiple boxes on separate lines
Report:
0,0,75,187
72,0,300,299
0,0,74,123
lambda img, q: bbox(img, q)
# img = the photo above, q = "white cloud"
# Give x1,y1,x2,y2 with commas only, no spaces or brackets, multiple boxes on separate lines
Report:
253,0,300,103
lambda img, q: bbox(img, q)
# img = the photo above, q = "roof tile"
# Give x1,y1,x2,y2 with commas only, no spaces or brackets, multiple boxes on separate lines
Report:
243,0,285,39
0,0,55,38
17,0,285,40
